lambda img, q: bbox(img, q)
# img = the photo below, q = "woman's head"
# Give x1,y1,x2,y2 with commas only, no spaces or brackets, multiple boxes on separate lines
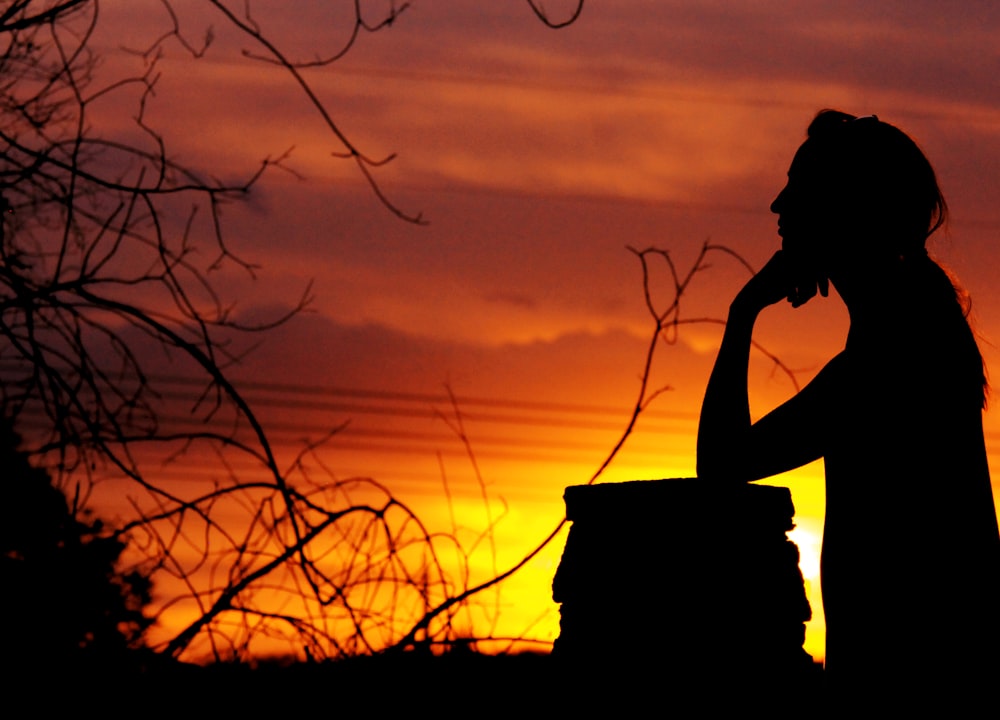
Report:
773,110,986,405
771,110,947,272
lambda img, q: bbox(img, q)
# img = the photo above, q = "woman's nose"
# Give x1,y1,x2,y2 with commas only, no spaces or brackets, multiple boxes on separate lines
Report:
770,187,786,214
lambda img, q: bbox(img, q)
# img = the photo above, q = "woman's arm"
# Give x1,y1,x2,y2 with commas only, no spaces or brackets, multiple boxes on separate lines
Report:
697,251,830,481
696,296,760,481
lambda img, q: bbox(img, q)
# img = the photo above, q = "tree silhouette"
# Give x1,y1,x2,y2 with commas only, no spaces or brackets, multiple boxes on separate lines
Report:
0,417,152,668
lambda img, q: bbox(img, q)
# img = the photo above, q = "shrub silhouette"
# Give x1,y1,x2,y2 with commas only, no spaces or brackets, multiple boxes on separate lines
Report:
0,420,152,668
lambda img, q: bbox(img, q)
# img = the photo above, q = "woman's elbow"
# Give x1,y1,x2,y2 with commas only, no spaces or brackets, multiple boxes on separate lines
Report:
698,432,747,482
696,440,764,483
696,454,754,483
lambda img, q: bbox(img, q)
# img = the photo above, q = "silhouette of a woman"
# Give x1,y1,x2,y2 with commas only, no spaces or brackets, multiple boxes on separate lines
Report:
697,110,999,703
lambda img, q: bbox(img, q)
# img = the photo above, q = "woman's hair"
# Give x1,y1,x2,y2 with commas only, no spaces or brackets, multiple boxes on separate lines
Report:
804,109,947,258
805,110,987,406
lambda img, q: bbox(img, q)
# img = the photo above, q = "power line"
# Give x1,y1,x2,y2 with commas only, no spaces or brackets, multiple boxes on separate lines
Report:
147,372,700,421
8,368,1000,483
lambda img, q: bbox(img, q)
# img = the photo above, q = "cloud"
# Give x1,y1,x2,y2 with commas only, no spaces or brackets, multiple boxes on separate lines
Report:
482,291,538,310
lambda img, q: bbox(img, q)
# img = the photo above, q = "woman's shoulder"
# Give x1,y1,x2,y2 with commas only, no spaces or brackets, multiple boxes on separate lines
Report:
832,325,982,412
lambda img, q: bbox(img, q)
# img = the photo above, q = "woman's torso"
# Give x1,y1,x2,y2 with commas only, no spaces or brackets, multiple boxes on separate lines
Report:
819,294,999,682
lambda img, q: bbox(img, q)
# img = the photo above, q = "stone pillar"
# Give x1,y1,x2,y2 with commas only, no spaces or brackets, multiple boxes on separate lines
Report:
552,478,814,695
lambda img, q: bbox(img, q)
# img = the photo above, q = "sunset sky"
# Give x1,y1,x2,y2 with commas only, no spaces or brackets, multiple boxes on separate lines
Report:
68,1,1000,665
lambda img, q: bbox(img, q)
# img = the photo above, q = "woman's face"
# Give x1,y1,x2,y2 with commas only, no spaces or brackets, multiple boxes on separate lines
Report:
770,141,845,279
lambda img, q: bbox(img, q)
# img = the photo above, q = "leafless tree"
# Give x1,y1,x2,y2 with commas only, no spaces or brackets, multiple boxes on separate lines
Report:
0,0,601,662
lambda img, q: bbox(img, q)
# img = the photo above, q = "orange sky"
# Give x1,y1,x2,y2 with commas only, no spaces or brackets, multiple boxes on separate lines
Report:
65,1,1000,664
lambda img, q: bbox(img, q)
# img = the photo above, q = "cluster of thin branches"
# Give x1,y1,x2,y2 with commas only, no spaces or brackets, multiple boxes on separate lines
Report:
135,465,483,661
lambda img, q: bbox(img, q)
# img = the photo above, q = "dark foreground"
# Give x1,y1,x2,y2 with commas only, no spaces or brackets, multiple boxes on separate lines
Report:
37,650,827,715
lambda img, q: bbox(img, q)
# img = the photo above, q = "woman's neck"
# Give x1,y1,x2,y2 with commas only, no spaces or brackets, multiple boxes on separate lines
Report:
830,257,907,325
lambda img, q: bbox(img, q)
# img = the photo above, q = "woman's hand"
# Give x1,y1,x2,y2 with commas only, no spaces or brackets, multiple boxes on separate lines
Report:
699,249,833,482
734,250,828,314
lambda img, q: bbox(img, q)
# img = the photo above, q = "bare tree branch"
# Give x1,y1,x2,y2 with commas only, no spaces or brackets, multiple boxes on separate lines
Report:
525,0,585,29
0,0,88,32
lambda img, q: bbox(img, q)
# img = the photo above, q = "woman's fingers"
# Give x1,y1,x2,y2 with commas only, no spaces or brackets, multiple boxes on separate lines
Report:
740,250,828,310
